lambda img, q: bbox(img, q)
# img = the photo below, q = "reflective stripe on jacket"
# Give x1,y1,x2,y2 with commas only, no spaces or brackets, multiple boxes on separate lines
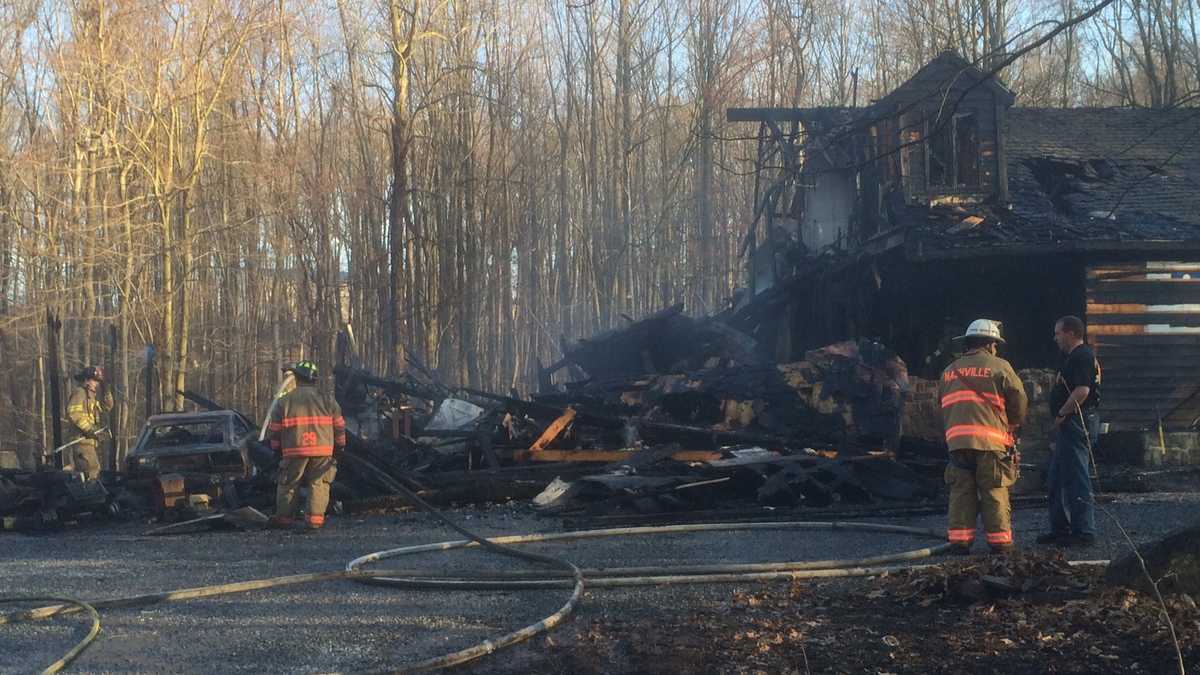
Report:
938,349,1028,453
268,385,347,458
67,386,114,447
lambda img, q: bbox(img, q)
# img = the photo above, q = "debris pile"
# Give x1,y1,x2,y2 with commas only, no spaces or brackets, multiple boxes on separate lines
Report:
0,470,114,531
532,451,936,517
885,551,1094,605
2,305,949,531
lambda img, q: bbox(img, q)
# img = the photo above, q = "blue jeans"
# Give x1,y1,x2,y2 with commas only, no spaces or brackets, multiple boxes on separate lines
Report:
1047,410,1099,536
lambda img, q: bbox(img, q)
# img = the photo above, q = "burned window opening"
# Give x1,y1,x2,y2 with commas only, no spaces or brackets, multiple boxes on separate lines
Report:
874,118,900,186
928,117,951,186
956,114,980,186
929,112,980,189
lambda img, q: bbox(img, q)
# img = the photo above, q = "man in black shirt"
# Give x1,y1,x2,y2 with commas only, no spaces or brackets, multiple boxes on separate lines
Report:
1038,315,1101,547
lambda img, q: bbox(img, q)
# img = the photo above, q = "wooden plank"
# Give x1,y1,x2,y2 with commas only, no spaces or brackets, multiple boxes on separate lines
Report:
1087,265,1143,279
1087,262,1200,278
1104,407,1200,418
1086,284,1200,305
1088,278,1200,289
526,407,577,454
1102,341,1200,349
1098,348,1200,358
1100,372,1200,383
1099,380,1200,391
1097,338,1200,346
1103,370,1200,380
1090,325,1200,336
1101,357,1200,369
1087,287,1200,301
1098,398,1198,410
1090,314,1200,326
1104,395,1200,405
1106,388,1200,401
910,241,1200,262
1102,363,1200,375
1087,303,1149,314
1096,348,1181,358
1102,360,1200,371
1101,343,1200,352
1094,335,1200,346
525,449,723,464
1087,303,1200,314
1088,276,1200,286
1103,384,1200,394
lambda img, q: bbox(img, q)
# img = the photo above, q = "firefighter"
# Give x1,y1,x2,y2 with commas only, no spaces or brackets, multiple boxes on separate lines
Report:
939,320,1028,554
66,366,114,480
268,361,346,531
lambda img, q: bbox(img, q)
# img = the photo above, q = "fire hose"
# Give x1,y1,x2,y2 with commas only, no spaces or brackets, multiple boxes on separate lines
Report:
0,598,99,675
0,458,952,674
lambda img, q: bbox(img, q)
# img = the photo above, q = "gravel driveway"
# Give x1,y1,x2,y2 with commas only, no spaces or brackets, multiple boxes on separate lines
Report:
2,492,1197,674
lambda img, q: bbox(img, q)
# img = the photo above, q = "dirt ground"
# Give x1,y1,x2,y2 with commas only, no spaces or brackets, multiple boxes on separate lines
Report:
511,553,1199,674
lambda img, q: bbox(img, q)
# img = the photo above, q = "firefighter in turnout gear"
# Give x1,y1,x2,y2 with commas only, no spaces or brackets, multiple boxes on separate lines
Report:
268,361,346,531
939,320,1028,553
66,366,114,480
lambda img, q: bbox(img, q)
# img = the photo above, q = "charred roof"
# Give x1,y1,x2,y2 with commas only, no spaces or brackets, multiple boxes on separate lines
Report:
905,107,1200,256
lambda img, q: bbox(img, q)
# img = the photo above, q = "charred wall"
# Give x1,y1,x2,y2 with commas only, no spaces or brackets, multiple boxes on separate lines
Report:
755,251,1086,379
1085,260,1200,431
869,254,1084,377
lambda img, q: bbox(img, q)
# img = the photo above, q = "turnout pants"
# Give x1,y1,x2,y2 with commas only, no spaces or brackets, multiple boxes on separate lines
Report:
276,456,337,528
945,449,1018,550
73,443,103,481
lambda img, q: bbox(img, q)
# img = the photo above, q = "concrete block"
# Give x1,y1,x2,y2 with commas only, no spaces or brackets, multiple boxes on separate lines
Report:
1098,430,1200,466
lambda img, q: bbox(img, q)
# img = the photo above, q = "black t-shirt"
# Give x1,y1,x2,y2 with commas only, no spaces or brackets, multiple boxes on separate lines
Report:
1049,343,1101,414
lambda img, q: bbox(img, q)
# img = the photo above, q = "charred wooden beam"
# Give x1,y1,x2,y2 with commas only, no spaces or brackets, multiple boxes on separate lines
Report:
334,365,447,404
522,448,722,464
45,309,63,463
528,407,576,453
179,390,223,412
635,420,793,449
462,388,626,429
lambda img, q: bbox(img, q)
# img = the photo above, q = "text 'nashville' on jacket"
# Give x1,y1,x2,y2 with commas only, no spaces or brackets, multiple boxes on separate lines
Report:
938,349,1028,453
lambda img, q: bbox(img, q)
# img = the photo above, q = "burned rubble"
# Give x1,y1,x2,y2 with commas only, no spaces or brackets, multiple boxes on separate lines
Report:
0,303,954,533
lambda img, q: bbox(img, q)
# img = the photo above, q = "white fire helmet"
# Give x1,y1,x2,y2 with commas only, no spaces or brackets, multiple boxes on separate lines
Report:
955,319,1005,344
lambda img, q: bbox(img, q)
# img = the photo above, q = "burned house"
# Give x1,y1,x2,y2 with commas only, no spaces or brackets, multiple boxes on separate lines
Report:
728,51,1200,432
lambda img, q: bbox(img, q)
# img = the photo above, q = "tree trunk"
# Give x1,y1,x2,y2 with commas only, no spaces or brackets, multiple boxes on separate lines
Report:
387,0,414,376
